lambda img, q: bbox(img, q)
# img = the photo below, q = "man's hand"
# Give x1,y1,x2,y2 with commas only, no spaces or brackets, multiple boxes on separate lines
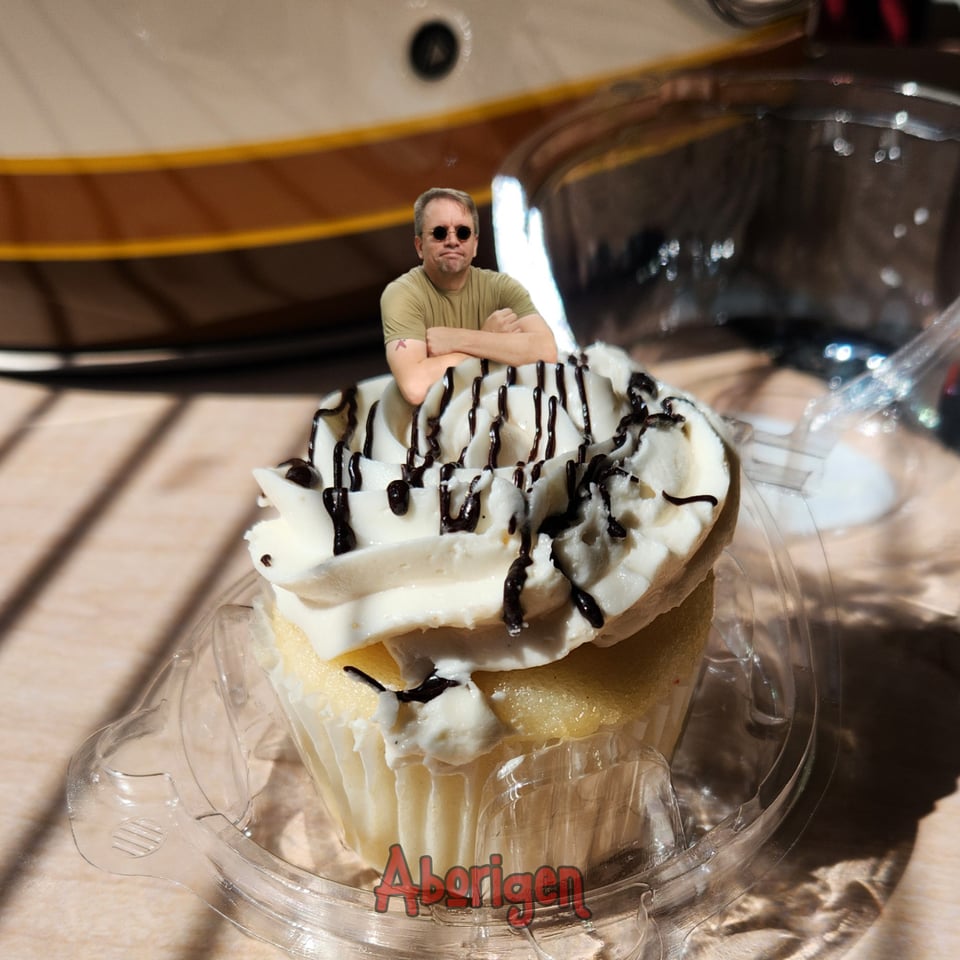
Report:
482,308,523,335
425,325,463,358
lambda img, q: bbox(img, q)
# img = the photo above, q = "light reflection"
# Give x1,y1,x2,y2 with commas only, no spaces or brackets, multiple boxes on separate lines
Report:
880,267,902,288
708,238,736,262
825,343,854,363
491,175,572,352
917,406,941,430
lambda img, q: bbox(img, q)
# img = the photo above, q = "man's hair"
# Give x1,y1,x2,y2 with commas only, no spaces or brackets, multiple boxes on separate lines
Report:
413,188,479,237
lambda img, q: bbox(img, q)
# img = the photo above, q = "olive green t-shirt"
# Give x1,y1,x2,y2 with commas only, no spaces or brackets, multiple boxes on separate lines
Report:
381,266,538,343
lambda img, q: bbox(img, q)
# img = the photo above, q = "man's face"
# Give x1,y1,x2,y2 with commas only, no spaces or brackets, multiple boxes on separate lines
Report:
415,197,478,287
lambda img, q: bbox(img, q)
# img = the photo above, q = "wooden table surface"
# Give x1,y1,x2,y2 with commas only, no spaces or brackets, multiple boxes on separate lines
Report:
1,344,957,959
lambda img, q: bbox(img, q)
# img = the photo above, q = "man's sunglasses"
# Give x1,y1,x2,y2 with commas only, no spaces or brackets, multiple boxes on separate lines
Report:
429,225,473,242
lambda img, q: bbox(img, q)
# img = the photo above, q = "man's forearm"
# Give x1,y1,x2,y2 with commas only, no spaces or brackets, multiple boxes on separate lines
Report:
394,350,470,405
428,327,557,367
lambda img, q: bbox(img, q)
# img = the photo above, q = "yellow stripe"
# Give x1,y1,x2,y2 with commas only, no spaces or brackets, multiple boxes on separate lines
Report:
0,187,495,261
558,116,745,186
0,23,799,176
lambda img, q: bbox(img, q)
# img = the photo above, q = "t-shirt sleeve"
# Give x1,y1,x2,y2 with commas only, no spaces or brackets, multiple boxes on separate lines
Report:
381,277,428,344
496,274,539,319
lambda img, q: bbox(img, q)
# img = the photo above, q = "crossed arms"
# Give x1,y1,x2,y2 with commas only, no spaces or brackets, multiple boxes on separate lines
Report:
386,309,558,405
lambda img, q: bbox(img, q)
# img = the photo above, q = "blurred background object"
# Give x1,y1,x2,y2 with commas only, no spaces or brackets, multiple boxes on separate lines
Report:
491,66,960,623
0,0,956,374
0,0,813,372
810,0,960,84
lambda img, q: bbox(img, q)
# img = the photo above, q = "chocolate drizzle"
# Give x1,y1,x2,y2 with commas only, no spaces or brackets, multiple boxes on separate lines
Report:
535,452,636,624
273,352,695,646
555,361,568,410
573,360,593,444
293,388,364,555
526,385,544,462
487,383,509,469
468,375,483,435
645,396,686,428
426,367,456,461
362,400,379,459
439,463,483,534
322,487,356,555
343,665,461,703
348,452,363,492
308,385,359,462
281,458,320,488
460,373,485,465
387,479,410,515
540,453,620,541
600,484,628,539
663,491,719,507
503,529,533,635
630,370,658,401
402,404,432,489
544,396,559,459
406,405,423,474
332,440,346,487
570,582,605,628
614,371,658,446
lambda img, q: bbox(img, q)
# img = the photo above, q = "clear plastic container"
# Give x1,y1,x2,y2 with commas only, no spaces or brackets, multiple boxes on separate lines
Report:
67,443,838,958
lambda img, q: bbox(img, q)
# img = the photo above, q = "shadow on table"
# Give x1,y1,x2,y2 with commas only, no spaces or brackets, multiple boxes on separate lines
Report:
7,337,388,399
682,601,960,958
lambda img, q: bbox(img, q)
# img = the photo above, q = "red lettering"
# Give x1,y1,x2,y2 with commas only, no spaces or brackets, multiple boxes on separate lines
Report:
489,853,504,908
469,864,491,908
557,865,592,921
444,865,471,908
534,865,558,905
374,847,591,926
504,872,535,928
418,856,446,907
374,844,420,917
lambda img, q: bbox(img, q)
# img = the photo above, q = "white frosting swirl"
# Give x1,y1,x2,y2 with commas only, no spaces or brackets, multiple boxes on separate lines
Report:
247,343,736,702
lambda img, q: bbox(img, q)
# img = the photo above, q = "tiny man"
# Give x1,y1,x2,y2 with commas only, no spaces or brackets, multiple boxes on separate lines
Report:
381,187,558,405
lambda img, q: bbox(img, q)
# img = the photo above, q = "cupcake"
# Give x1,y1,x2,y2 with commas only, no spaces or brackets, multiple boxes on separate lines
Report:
246,343,738,881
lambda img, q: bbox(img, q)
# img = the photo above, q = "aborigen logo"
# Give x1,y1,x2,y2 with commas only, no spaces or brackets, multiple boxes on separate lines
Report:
373,844,592,928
